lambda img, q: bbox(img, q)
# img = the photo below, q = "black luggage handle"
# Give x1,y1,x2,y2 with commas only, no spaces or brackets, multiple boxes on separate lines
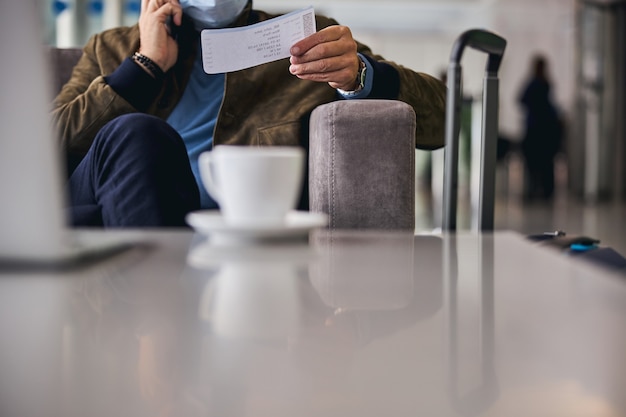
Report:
443,29,507,232
450,29,506,74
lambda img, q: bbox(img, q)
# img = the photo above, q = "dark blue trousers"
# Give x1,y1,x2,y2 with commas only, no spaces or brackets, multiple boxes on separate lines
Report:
68,114,200,227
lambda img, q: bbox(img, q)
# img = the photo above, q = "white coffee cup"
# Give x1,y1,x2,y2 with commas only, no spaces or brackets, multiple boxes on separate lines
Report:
199,146,305,226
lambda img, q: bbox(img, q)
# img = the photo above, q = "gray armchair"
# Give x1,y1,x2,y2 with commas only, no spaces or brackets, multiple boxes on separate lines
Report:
48,48,417,230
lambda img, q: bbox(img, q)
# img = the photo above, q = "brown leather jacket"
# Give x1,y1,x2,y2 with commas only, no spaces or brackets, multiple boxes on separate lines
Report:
52,4,445,158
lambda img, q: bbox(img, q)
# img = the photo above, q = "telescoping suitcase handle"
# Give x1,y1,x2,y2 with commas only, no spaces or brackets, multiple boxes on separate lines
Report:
443,29,506,232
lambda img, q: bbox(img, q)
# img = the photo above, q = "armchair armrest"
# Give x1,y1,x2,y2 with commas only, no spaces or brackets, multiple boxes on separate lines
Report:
309,100,416,230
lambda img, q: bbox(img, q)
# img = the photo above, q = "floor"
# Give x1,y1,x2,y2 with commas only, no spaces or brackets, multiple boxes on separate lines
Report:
415,152,626,257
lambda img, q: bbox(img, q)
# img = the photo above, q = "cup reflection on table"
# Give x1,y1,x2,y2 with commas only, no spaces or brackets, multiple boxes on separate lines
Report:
188,240,315,341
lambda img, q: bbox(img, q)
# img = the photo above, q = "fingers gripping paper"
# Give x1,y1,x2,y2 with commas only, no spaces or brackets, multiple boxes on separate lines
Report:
200,7,316,74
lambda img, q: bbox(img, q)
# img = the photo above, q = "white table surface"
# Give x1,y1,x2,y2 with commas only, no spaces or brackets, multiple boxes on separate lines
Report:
0,229,625,417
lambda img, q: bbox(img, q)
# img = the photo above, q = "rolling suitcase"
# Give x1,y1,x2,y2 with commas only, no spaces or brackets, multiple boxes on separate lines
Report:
442,29,507,231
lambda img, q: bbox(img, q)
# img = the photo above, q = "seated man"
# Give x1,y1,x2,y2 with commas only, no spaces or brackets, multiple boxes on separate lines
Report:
52,0,446,227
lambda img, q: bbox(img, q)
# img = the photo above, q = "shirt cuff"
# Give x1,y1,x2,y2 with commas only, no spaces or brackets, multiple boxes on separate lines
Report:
104,58,162,112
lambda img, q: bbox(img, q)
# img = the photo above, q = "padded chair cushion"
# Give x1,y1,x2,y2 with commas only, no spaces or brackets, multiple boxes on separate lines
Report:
309,100,416,229
47,47,82,94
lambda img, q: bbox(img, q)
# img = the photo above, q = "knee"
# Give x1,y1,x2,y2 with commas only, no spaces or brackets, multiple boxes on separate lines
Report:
107,113,174,135
95,113,184,155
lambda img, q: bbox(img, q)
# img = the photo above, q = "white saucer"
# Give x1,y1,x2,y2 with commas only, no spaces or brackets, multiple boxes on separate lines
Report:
186,210,328,243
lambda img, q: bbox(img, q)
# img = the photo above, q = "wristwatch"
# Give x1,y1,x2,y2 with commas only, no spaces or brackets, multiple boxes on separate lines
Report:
337,58,367,96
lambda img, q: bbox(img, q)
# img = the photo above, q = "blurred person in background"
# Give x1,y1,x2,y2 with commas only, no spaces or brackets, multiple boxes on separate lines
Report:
518,54,563,201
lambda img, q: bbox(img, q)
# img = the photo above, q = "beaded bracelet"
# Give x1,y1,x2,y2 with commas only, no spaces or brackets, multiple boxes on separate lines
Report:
131,52,165,80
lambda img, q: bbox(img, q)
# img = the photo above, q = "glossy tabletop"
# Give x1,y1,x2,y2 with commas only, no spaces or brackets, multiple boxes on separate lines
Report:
1,229,625,417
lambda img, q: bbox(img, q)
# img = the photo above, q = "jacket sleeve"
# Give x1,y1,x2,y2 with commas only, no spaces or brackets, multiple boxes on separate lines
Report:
50,28,159,157
387,57,446,150
356,43,446,150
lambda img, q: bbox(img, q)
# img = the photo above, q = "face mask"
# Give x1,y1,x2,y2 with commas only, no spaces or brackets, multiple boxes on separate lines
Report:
179,0,248,30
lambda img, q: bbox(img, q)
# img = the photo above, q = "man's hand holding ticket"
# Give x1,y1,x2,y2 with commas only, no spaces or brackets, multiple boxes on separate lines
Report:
200,6,362,92
200,7,316,74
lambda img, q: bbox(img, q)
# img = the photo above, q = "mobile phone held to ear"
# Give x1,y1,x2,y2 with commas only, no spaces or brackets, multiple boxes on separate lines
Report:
166,15,179,40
